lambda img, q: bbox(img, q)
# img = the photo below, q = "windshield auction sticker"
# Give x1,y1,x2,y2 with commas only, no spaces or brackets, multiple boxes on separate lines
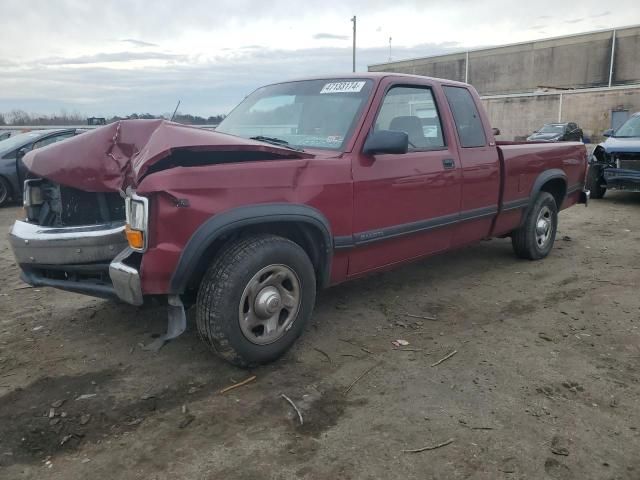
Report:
320,81,366,94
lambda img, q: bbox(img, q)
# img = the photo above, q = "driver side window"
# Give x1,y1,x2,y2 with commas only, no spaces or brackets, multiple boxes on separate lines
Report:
375,86,445,151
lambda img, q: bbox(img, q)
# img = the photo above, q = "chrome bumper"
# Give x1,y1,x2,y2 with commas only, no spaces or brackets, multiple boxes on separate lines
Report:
9,220,143,305
9,220,127,265
109,248,144,305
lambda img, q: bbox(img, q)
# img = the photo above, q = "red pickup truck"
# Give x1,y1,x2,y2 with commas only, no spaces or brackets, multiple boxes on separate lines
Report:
10,74,588,366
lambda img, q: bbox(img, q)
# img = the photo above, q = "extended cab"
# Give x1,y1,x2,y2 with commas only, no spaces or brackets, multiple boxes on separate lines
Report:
9,74,589,366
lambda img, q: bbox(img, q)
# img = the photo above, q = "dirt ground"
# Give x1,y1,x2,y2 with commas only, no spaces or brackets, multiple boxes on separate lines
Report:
1,193,639,480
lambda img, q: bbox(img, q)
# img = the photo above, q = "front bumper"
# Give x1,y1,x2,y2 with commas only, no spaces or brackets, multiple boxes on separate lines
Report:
9,220,143,305
603,167,640,191
10,220,127,265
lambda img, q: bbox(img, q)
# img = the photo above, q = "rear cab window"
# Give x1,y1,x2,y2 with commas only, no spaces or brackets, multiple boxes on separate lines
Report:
443,86,486,148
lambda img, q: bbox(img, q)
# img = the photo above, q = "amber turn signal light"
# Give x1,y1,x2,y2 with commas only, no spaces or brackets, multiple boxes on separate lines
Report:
125,225,145,250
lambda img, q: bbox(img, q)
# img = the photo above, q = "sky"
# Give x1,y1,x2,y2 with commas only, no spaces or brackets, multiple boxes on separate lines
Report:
0,0,638,118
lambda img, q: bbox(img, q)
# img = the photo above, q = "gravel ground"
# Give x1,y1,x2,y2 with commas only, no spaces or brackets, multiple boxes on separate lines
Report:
0,193,639,480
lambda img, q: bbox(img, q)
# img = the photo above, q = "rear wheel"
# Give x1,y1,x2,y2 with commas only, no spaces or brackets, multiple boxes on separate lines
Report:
196,234,316,367
0,176,11,207
586,165,606,199
511,192,558,260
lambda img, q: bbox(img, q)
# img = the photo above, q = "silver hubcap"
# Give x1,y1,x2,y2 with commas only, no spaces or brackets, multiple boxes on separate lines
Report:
535,206,553,248
239,264,301,345
0,182,7,204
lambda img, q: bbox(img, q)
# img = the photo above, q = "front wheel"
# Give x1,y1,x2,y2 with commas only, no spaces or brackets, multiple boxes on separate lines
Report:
586,165,606,199
196,234,316,367
0,176,12,207
511,192,558,260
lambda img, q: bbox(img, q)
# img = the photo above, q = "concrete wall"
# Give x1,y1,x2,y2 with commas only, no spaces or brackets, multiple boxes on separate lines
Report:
483,87,640,142
369,25,640,95
483,95,559,140
373,52,467,83
468,31,613,94
369,25,640,142
614,27,640,85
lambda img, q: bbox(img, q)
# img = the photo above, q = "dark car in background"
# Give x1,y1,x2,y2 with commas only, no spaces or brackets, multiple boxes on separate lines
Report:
0,129,78,206
527,122,583,142
587,112,640,199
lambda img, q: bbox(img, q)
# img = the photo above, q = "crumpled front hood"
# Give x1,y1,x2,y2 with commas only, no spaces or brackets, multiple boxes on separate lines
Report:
23,119,313,192
602,136,640,154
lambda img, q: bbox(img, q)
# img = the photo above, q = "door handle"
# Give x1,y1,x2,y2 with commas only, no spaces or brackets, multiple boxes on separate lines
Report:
442,158,455,169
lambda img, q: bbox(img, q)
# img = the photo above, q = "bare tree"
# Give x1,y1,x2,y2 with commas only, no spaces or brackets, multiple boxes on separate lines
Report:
0,110,226,126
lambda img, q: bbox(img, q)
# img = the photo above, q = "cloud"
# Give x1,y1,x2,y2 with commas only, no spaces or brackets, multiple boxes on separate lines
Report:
121,38,159,47
564,18,584,24
1,0,639,117
0,41,459,117
37,51,188,66
313,33,349,40
590,11,611,17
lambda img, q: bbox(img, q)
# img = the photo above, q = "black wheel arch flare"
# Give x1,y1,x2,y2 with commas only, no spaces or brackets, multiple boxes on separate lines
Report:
169,203,334,294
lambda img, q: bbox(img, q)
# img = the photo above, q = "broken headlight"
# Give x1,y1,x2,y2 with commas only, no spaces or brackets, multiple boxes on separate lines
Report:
23,179,43,208
125,193,148,251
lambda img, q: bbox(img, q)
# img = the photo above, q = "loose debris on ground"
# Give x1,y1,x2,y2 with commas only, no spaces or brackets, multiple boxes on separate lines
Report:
402,438,455,453
218,375,257,394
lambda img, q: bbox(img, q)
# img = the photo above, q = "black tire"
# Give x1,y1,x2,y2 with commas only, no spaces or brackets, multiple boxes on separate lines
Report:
0,176,11,207
511,192,558,260
196,234,316,367
586,165,606,199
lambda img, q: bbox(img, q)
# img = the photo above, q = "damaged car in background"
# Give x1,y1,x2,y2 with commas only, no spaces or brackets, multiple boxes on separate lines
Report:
527,122,584,143
9,74,588,367
587,112,640,199
0,128,81,207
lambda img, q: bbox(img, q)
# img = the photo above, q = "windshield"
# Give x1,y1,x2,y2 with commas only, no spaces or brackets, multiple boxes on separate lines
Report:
539,124,565,134
614,115,640,138
0,131,41,152
216,79,374,150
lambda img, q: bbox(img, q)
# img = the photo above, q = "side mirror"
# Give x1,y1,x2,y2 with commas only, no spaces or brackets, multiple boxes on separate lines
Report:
16,148,27,160
603,129,614,137
492,128,501,136
363,130,409,155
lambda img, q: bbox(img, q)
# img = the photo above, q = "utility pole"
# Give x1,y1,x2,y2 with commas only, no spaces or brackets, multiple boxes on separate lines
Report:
389,36,392,62
351,16,356,72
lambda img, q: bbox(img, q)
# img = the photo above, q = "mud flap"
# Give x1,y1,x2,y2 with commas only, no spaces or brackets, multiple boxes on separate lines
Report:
579,189,590,206
143,295,187,351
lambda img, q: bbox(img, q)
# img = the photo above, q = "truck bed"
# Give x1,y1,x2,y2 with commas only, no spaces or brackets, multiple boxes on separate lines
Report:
491,141,587,236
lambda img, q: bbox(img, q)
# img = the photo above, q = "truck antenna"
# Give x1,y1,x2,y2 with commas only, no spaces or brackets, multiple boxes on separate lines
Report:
170,100,181,122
